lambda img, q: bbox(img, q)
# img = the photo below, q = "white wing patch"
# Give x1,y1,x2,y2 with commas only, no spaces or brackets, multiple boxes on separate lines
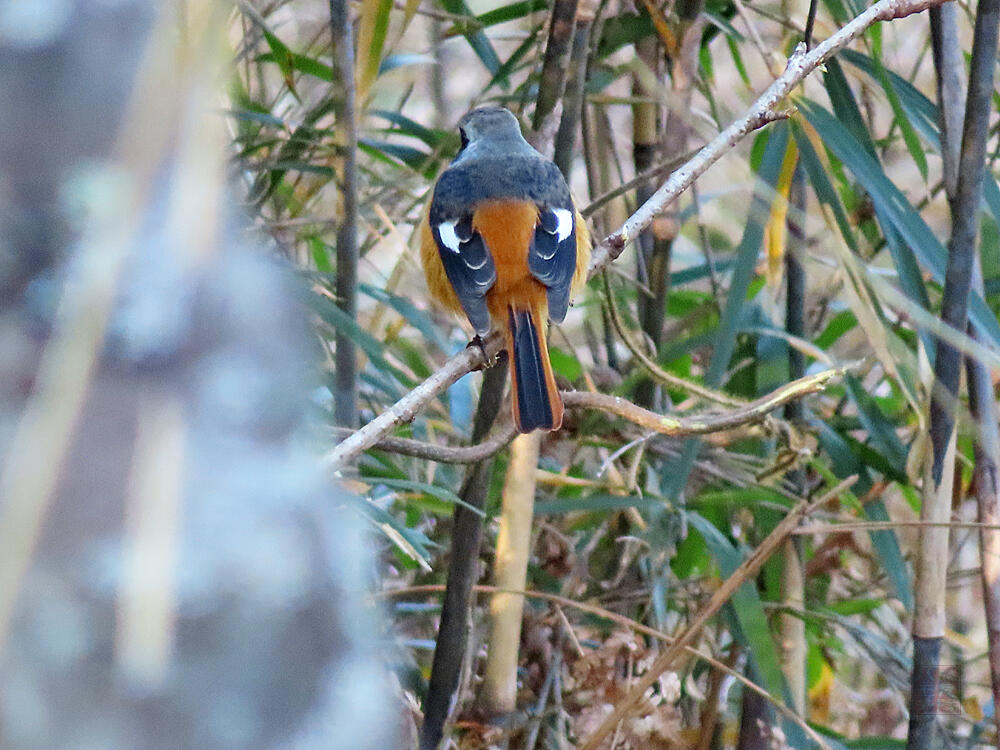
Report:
552,208,573,242
437,221,462,254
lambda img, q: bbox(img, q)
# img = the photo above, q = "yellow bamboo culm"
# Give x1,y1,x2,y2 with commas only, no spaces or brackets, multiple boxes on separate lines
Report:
478,432,542,714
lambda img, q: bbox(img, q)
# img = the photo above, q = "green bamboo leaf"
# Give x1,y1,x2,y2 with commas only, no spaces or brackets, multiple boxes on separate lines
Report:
726,35,750,86
486,29,538,91
845,375,908,469
360,283,450,353
444,0,546,34
597,12,654,58
869,25,927,180
798,98,1000,347
225,108,287,128
370,110,452,150
372,477,485,517
438,0,503,76
684,510,799,743
792,123,857,246
358,137,433,172
256,51,334,81
268,161,335,176
826,597,884,616
344,493,436,565
357,0,393,99
822,59,875,157
840,49,939,148
842,740,906,750
982,168,1000,230
814,309,858,349
378,52,435,74
534,494,663,514
813,425,912,609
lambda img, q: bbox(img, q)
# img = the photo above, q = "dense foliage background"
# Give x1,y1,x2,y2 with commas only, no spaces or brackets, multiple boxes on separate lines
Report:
231,0,1000,747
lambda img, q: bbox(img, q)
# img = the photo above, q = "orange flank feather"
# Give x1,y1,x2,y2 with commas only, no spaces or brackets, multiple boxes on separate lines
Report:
419,200,591,433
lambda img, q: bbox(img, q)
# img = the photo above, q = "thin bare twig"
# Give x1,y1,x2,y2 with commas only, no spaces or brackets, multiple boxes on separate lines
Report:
602,270,747,407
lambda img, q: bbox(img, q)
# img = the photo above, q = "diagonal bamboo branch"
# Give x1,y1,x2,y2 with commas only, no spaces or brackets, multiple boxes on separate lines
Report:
324,0,954,471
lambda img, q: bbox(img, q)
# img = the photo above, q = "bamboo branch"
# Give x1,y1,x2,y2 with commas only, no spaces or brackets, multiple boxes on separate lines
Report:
325,0,955,470
780,165,808,715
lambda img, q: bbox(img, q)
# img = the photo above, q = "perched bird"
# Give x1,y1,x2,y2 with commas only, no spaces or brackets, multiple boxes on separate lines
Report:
419,107,590,432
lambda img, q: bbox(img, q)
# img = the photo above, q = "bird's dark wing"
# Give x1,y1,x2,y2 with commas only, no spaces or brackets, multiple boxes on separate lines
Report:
529,205,577,323
430,213,496,335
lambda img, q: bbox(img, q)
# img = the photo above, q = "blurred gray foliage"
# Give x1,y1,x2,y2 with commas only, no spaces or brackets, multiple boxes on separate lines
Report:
0,2,392,748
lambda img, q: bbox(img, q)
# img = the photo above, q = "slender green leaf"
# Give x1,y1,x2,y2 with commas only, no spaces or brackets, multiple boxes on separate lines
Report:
438,0,502,76
869,24,927,180
360,283,450,353
372,477,485,517
799,98,1000,346
535,494,664,515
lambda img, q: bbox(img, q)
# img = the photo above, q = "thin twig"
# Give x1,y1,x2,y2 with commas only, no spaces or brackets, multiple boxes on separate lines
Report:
560,367,843,436
582,148,697,217
602,270,747,407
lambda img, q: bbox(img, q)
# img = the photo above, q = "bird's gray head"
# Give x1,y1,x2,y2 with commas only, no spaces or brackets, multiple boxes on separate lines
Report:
454,107,532,161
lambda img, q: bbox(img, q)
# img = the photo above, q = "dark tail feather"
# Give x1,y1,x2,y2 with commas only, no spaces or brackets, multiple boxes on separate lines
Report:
507,307,563,433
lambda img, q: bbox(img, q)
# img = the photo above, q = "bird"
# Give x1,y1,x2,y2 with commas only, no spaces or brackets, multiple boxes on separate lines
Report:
418,106,590,433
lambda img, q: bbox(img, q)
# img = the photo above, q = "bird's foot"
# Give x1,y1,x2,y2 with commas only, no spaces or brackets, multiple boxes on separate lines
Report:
467,335,499,367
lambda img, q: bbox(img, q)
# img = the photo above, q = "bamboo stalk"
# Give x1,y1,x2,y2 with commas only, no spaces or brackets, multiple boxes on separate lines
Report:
553,0,597,178
419,364,508,750
631,33,661,408
330,0,359,428
910,1,1000,747
780,165,808,715
532,0,579,131
477,432,543,714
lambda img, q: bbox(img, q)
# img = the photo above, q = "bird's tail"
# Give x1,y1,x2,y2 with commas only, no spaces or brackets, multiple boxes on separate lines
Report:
506,306,563,433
